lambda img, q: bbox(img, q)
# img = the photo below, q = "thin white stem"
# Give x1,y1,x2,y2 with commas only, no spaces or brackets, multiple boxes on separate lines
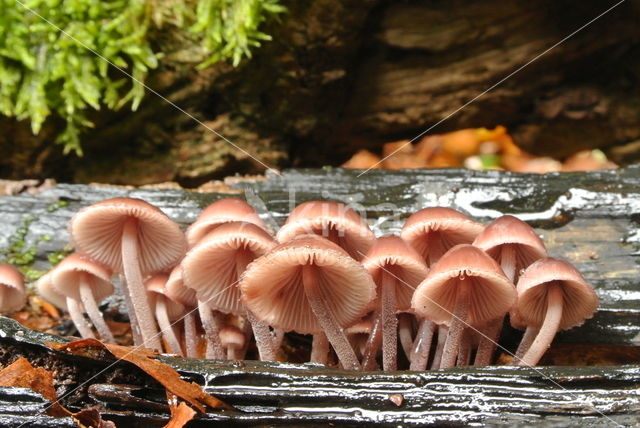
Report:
398,313,415,362
519,283,564,366
183,311,199,358
430,325,449,369
456,329,472,367
155,298,184,356
474,317,503,366
310,332,330,365
440,280,470,369
410,319,435,371
121,217,162,351
119,273,143,347
362,313,382,371
79,274,115,343
501,245,517,282
66,297,95,339
198,301,225,360
247,310,277,361
303,265,360,370
513,326,539,363
381,270,398,371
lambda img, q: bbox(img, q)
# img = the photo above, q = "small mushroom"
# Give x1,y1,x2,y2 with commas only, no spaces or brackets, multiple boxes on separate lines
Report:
145,274,186,356
412,245,515,369
165,265,200,358
276,201,375,260
513,258,598,366
69,197,187,350
36,272,68,312
0,263,26,314
219,326,247,360
50,254,115,343
186,198,269,247
241,235,376,370
363,235,428,370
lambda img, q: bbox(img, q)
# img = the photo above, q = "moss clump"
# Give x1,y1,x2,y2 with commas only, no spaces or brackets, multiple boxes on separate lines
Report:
0,0,285,155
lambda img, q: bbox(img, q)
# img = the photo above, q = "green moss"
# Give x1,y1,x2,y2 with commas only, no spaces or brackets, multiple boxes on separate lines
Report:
0,0,285,154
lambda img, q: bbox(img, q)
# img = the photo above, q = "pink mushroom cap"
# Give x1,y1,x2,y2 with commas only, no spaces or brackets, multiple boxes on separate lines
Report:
412,244,516,326
276,201,375,260
165,264,197,308
0,263,26,313
145,274,186,321
50,253,114,303
515,258,599,330
69,197,187,275
240,234,376,334
186,198,268,247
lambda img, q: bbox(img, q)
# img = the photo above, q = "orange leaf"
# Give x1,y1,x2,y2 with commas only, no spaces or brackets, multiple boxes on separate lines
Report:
48,339,230,413
72,408,116,428
0,357,69,417
164,399,197,428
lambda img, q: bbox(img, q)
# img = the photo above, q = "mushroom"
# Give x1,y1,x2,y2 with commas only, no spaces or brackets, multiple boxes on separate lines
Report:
276,201,375,260
50,254,115,343
145,273,186,355
513,258,598,366
186,198,268,247
412,245,516,369
36,272,68,312
0,263,26,314
241,235,376,370
362,235,428,370
165,265,200,358
69,197,187,351
37,271,93,338
219,326,247,360
472,215,547,365
182,221,277,360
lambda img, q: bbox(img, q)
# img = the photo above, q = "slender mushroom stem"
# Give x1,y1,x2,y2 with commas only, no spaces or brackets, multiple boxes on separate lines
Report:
183,310,199,358
310,332,330,364
362,313,382,370
236,251,277,361
440,280,470,369
501,245,517,282
302,264,360,370
66,297,95,339
122,217,162,351
197,301,226,360
474,317,503,366
518,283,564,366
381,270,398,371
398,313,415,362
410,319,436,371
79,274,115,343
456,329,472,366
119,274,143,347
431,325,448,369
513,326,539,364
155,298,184,355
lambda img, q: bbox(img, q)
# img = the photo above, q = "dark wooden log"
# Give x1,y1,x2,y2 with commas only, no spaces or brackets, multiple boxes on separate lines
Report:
0,316,639,427
2,166,638,348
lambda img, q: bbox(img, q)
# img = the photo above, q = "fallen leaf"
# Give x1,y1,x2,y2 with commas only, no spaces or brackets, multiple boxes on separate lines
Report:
341,149,382,169
0,357,68,417
48,339,231,412
72,408,116,428
164,397,197,428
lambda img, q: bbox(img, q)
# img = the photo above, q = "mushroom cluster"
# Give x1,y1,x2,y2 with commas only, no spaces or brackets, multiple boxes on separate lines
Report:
34,197,598,370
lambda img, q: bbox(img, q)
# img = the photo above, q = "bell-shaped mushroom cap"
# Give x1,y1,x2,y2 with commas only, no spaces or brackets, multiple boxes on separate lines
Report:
69,197,187,275
412,244,516,326
362,235,429,311
515,258,599,330
240,234,376,334
0,264,26,313
186,198,268,247
36,273,67,311
276,201,375,260
182,221,276,315
145,274,186,321
50,254,114,303
165,264,197,308
400,207,484,263
473,215,547,267
219,326,246,349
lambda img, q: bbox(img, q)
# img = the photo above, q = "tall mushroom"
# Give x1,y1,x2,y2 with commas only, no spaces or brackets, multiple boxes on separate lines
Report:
182,221,277,360
186,198,268,247
69,197,187,351
412,245,516,369
51,254,115,343
145,273,186,355
165,265,200,358
276,201,375,260
472,215,547,365
0,264,26,314
362,235,428,370
514,258,598,366
241,235,376,370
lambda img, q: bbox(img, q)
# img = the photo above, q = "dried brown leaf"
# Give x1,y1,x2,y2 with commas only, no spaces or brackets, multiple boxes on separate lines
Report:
164,400,197,428
72,408,116,428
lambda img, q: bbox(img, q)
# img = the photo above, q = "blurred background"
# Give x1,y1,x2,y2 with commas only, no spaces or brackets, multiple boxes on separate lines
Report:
0,0,638,186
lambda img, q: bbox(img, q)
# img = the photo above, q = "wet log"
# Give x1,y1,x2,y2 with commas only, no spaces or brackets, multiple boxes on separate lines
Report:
0,316,638,427
1,166,639,349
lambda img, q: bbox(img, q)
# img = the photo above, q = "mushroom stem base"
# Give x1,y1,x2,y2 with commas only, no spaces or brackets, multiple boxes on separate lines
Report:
410,319,435,371
440,280,470,369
